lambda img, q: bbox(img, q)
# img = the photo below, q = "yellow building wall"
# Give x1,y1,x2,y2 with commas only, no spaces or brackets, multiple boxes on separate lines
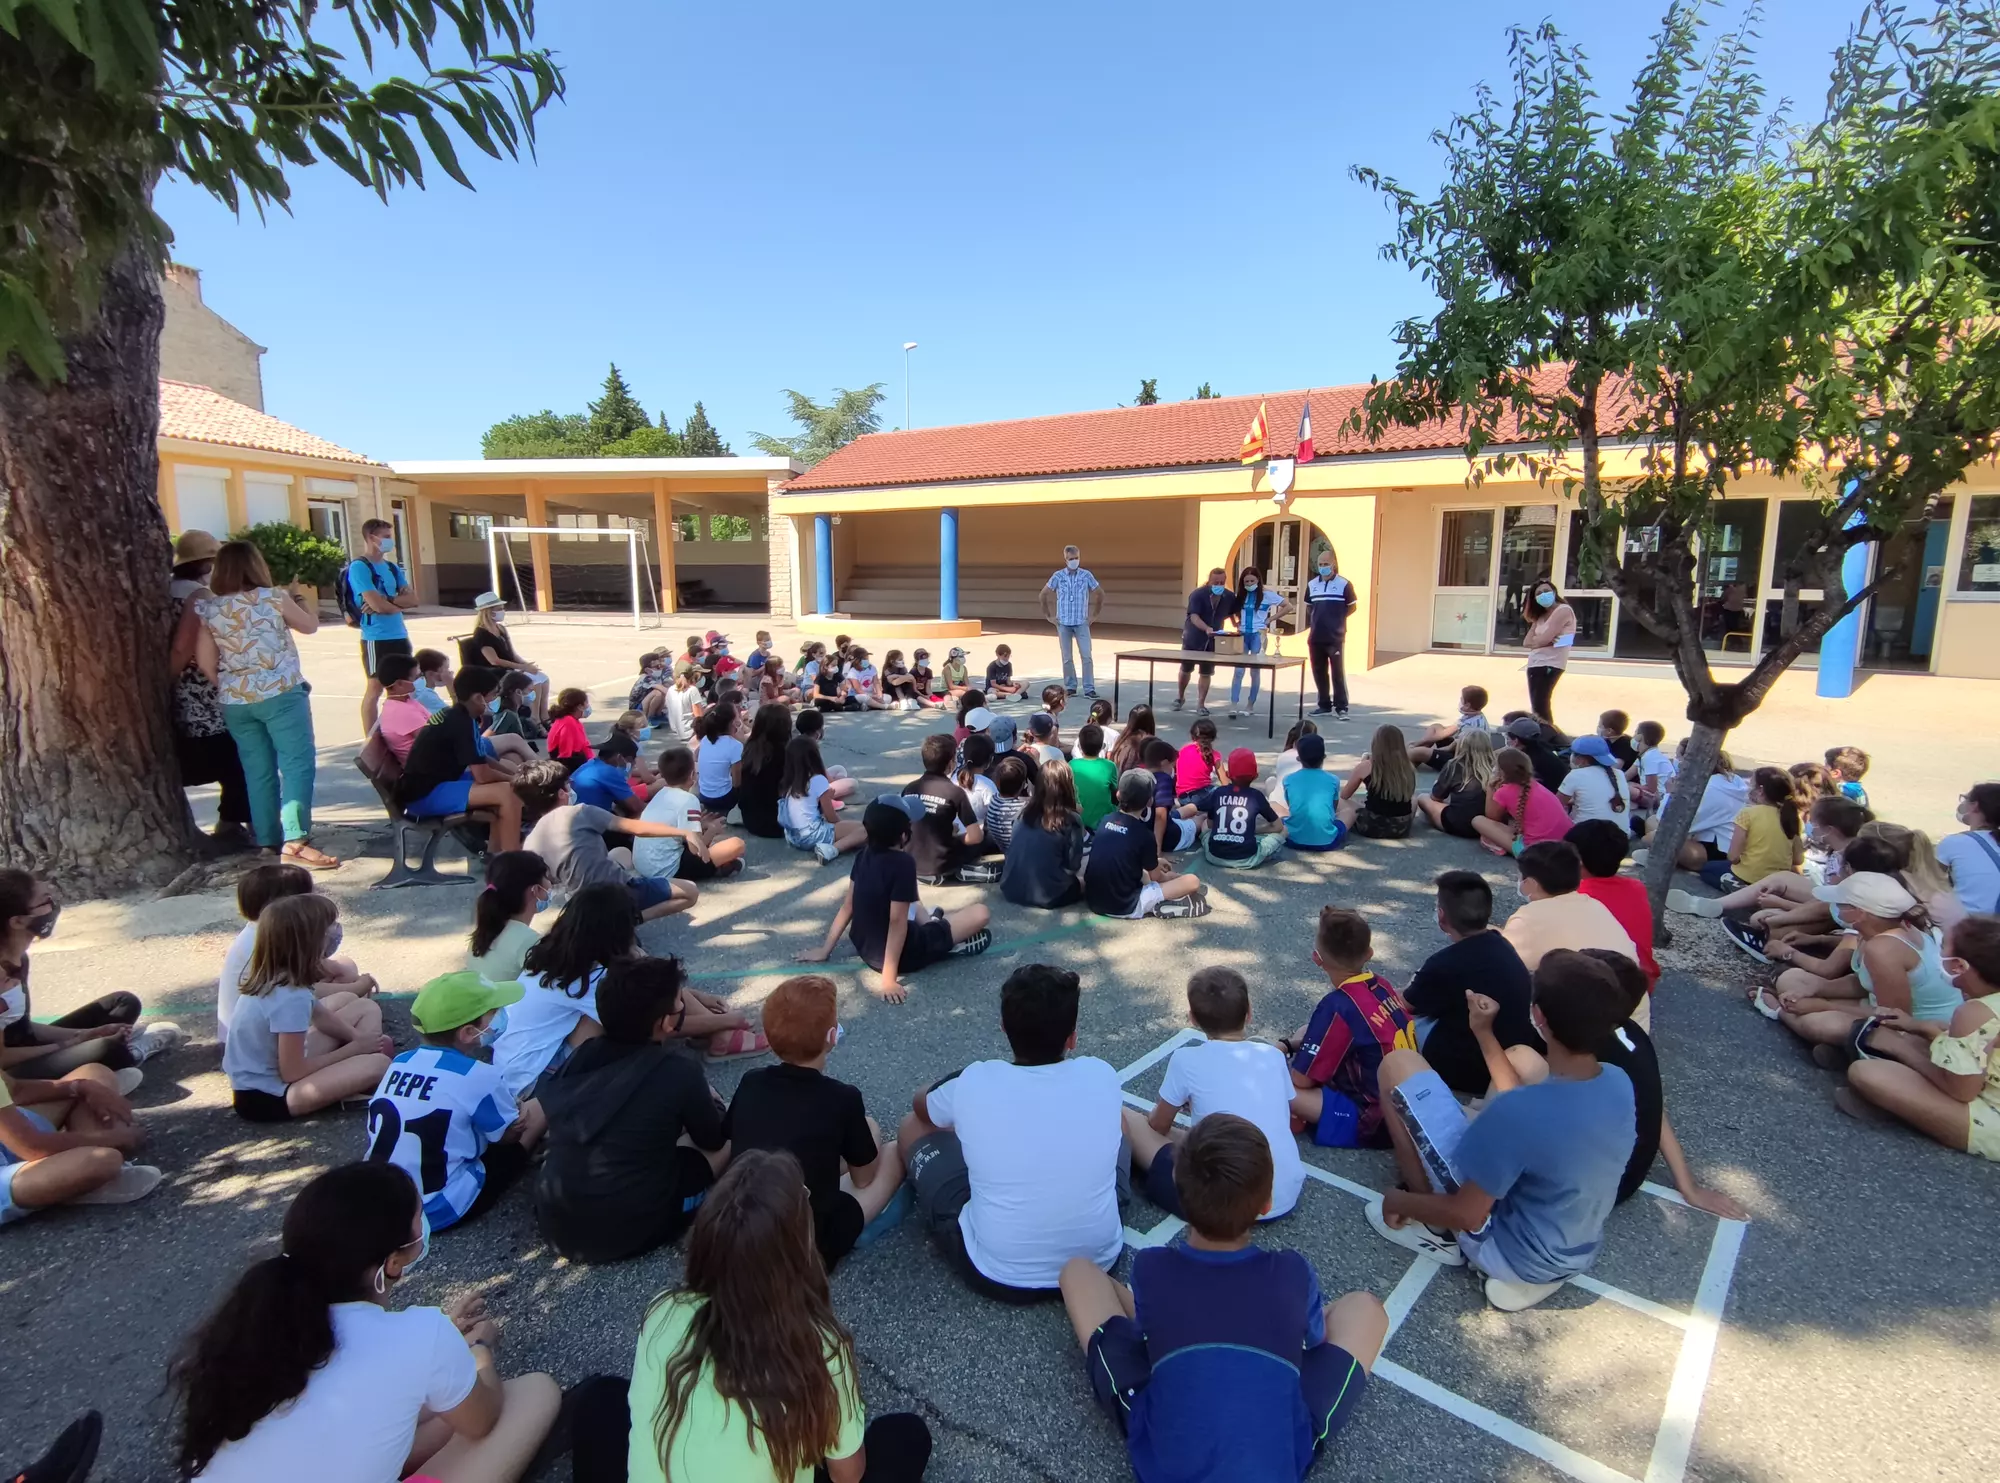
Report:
1191,491,1382,667
1374,492,1441,655
1934,601,2000,679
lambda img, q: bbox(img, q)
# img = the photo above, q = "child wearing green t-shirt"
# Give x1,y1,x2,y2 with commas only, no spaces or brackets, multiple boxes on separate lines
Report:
1071,724,1119,829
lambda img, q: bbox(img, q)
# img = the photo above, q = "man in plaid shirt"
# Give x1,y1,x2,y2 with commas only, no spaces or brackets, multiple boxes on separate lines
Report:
1040,544,1104,696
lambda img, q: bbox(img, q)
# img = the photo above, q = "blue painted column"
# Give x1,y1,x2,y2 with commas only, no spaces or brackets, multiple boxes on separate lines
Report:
814,513,835,616
940,507,960,620
1817,510,1871,699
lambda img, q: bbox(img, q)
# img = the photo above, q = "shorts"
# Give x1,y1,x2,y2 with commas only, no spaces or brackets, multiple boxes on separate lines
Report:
1310,1087,1383,1149
1177,660,1216,679
1350,808,1414,840
1455,1222,1525,1282
627,875,681,913
1110,880,1168,920
1087,1316,1369,1446
1967,1098,2000,1163
674,850,721,882
233,1087,294,1123
1203,832,1287,869
404,774,475,818
867,914,954,975
905,1126,1059,1303
785,817,837,852
446,1140,535,1231
361,636,413,680
0,1110,55,1225
1286,821,1350,852
815,1190,868,1270
1163,816,1198,852
1142,1142,1185,1217
699,789,737,816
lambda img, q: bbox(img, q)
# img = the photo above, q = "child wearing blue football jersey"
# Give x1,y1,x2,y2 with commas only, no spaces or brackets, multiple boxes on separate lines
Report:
1060,1114,1385,1482
364,971,546,1232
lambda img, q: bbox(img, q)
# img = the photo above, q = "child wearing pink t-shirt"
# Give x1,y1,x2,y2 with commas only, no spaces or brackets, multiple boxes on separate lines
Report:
1473,747,1570,856
1175,717,1225,800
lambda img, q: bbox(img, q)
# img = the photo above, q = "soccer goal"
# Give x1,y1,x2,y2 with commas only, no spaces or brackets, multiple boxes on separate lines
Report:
484,525,665,629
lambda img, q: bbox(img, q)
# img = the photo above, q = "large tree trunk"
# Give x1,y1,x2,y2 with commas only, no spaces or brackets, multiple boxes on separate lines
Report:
1642,717,1729,945
0,244,197,894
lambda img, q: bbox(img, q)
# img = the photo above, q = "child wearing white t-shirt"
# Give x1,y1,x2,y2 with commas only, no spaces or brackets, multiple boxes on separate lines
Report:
1558,738,1632,827
1124,966,1306,1219
1629,720,1677,818
778,735,867,863
632,747,745,883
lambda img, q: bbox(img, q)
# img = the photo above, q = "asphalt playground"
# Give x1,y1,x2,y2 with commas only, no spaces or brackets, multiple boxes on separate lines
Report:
5,615,1997,1482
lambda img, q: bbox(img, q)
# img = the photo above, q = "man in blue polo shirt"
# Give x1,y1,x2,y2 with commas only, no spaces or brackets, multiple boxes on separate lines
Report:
1303,550,1358,718
1040,544,1104,697
350,518,418,736
1174,567,1238,716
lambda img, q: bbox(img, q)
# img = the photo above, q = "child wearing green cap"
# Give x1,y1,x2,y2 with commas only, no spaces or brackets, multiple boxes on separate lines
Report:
362,971,546,1232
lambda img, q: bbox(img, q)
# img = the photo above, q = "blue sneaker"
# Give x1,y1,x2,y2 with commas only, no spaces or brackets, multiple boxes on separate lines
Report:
855,1184,912,1250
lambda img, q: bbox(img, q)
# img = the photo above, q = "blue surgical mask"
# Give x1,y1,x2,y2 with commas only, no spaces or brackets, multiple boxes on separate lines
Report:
1244,580,1258,591
1318,563,1332,577
1831,903,1850,928
1210,583,1225,595
380,541,395,559
479,1008,507,1047
582,705,594,719
406,1212,431,1270
324,921,344,957
1536,590,1557,609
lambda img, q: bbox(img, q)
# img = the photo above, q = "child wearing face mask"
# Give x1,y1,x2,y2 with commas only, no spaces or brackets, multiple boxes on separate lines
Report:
364,971,547,1232
393,667,527,853
544,688,593,771
220,863,371,1046
468,851,552,984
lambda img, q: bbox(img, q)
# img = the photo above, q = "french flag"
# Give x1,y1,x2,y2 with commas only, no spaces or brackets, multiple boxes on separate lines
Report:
1296,397,1315,463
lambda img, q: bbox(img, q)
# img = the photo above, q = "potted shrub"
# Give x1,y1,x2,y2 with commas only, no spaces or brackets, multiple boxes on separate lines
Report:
234,521,347,607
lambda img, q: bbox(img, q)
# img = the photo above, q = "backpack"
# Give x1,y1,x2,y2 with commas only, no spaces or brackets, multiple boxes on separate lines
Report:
337,560,402,628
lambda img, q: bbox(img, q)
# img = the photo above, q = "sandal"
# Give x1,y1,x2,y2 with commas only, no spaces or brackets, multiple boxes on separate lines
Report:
282,841,341,870
1748,986,1782,1021
705,1027,770,1061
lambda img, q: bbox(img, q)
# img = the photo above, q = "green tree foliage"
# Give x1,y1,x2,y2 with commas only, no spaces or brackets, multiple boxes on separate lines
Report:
234,521,346,589
1135,378,1160,405
681,400,731,456
586,362,649,444
0,0,564,380
749,385,886,465
1349,0,2000,925
481,409,596,458
1191,383,1218,399
599,423,683,457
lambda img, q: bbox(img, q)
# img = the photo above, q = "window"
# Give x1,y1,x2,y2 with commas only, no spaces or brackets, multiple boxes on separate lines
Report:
1437,509,1494,588
672,513,700,543
448,512,493,542
709,513,757,542
1956,495,2000,595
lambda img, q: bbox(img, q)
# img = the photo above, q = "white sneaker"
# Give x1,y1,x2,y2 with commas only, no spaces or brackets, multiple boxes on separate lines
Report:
1365,1197,1465,1266
126,1022,185,1062
114,1067,145,1096
1483,1276,1566,1312
73,1163,164,1205
813,840,840,864
1664,888,1724,918
1630,847,1650,867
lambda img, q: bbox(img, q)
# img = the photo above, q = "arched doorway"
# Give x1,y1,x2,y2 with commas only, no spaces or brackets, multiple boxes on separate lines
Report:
1227,514,1335,635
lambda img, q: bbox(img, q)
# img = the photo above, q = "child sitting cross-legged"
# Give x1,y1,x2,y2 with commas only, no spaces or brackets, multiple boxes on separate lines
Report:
899,964,1125,1301
1175,717,1225,802
1338,724,1417,840
634,744,747,885
1071,723,1119,829
796,800,993,1004
778,734,867,862
217,862,369,1047
724,974,906,1272
533,956,731,1264
1191,747,1286,869
1126,966,1306,1220
1282,908,1413,1148
1143,738,1203,854
1084,771,1211,920
1366,949,1638,1311
1280,733,1348,851
1059,1114,1386,1482
363,971,547,1233
224,895,394,1124
1408,684,1491,769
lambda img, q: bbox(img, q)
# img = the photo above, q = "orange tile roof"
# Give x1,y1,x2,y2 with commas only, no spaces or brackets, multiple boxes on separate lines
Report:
783,369,1590,493
158,379,380,467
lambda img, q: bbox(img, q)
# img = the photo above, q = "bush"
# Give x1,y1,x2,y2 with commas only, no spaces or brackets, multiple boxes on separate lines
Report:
234,522,347,589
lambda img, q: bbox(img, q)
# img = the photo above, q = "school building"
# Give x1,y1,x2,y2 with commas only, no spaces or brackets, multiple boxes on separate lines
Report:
766,384,2000,681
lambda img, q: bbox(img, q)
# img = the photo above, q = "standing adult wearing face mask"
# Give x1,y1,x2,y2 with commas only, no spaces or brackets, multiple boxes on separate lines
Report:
1304,548,1360,717
348,518,419,739
1041,544,1104,697
167,1161,562,1483
1521,579,1577,729
1175,567,1239,716
0,869,182,1079
1228,565,1290,719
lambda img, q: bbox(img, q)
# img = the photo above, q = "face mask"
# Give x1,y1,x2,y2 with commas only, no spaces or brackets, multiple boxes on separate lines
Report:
1066,558,1079,570
1830,903,1850,928
479,1008,507,1047
1210,584,1225,596
27,904,58,940
0,986,24,1031
1318,563,1332,577
404,1213,431,1271
379,541,395,558
582,705,593,720
1245,580,1259,592
324,921,344,957
1536,590,1557,609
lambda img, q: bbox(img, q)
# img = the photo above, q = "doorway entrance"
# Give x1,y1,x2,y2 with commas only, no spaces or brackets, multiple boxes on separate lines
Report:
1228,515,1334,636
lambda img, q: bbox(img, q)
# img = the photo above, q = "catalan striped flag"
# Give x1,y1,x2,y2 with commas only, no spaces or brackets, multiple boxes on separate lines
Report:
1239,401,1269,464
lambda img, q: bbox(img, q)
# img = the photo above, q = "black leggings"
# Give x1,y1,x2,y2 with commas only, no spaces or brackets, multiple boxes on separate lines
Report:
1526,664,1563,726
175,730,252,827
6,993,142,1076
569,1375,933,1483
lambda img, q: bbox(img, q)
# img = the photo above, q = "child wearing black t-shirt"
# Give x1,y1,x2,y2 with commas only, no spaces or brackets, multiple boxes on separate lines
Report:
984,644,1024,701
724,974,906,1268
1084,771,1210,920
1059,1114,1385,1481
903,733,1000,884
796,801,993,1003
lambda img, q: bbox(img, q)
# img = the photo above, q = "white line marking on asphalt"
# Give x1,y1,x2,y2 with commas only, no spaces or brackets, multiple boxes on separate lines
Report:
1382,1257,1441,1341
1372,1359,1643,1483
1568,1275,1694,1331
1644,1217,1747,1483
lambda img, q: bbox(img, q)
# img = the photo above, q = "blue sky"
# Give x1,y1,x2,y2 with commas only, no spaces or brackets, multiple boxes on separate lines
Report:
156,1,1864,462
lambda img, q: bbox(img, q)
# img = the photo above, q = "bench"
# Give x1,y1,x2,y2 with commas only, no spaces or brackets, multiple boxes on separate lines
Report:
354,733,495,888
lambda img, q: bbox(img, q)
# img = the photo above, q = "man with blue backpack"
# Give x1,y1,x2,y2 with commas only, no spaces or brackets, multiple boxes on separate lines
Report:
343,517,419,737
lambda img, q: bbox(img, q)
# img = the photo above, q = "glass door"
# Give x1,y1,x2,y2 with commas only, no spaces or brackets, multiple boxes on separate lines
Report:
1762,500,1829,656
1862,499,1954,669
1432,508,1494,649
1558,509,1617,651
1228,516,1332,638
1492,504,1558,647
1698,498,1767,660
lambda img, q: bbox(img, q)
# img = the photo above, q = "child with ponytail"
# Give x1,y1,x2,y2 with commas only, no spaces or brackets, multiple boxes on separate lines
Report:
1473,746,1571,857
1710,766,1805,890
468,851,551,984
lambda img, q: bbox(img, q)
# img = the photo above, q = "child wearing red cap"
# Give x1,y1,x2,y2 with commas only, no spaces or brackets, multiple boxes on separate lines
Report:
1190,748,1287,868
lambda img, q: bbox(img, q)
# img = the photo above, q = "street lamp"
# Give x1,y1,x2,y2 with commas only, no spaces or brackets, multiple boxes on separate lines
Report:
902,342,918,430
